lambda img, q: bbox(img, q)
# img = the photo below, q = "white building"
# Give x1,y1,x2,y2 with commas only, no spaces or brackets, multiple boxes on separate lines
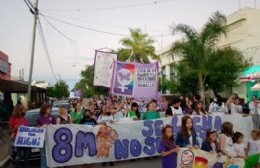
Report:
159,7,260,100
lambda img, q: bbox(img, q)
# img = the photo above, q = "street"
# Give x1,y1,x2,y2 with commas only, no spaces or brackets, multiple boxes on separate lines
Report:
5,157,161,168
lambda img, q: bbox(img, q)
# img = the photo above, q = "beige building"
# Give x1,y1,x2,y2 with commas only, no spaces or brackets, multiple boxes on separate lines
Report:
159,7,260,100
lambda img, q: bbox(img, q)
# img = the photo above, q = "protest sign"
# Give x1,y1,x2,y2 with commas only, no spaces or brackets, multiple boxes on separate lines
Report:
14,126,46,148
110,61,158,99
93,51,117,87
45,115,253,167
177,148,244,168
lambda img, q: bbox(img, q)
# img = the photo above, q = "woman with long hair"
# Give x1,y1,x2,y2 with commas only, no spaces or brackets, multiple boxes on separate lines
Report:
9,103,30,168
128,102,141,120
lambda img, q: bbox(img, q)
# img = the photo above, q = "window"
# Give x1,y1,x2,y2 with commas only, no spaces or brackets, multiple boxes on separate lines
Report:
170,65,176,81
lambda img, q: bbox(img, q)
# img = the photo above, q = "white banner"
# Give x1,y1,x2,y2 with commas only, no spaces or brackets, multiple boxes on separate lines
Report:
45,115,253,167
14,126,46,148
177,148,244,167
93,51,117,87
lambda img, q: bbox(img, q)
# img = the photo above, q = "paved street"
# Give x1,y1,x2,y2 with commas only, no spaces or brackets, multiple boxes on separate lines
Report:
5,157,161,168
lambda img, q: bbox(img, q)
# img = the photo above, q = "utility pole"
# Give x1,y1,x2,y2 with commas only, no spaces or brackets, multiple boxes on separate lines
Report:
27,0,39,104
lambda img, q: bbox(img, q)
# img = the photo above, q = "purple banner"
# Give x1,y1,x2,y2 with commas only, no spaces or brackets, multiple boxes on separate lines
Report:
111,61,158,99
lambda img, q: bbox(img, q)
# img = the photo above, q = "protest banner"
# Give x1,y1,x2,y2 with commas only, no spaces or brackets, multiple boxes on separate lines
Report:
93,51,117,87
14,126,46,148
45,115,253,167
177,148,244,168
110,61,158,99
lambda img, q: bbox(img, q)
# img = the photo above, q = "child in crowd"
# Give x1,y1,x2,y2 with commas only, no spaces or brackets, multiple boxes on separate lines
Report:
233,132,247,158
201,128,220,153
247,129,260,157
80,109,97,126
128,102,141,120
193,101,208,115
219,122,237,157
142,101,160,120
97,105,114,124
160,125,180,168
245,130,260,168
175,116,200,148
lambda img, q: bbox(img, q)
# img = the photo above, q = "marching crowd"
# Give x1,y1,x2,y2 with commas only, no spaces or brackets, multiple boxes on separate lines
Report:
8,93,260,168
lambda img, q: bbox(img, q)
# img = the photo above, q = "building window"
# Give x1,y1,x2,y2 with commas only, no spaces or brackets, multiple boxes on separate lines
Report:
170,65,176,82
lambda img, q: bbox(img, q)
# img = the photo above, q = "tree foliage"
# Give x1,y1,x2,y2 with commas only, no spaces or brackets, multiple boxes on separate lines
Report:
118,28,159,63
47,80,70,99
73,65,108,98
169,11,250,97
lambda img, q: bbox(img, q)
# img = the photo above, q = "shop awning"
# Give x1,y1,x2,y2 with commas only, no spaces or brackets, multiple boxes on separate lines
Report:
0,79,46,93
240,65,260,81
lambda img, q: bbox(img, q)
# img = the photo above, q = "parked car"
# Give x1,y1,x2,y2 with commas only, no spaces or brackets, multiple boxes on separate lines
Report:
11,107,59,161
52,102,70,111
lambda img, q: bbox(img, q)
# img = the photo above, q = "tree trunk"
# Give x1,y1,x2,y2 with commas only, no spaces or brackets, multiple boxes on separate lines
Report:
198,71,205,100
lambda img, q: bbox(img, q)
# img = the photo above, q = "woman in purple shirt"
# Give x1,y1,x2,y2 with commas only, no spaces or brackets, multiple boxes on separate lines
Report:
37,103,56,168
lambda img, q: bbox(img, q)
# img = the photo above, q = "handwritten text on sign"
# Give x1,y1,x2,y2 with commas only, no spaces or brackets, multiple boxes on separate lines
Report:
45,115,253,167
14,126,46,148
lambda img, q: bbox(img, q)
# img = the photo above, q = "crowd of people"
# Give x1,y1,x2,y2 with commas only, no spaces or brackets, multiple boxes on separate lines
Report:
8,93,260,168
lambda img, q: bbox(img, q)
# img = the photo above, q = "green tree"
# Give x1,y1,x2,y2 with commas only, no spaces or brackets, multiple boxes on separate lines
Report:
54,80,70,99
73,65,108,97
206,48,251,95
47,80,70,98
169,11,229,98
118,28,159,63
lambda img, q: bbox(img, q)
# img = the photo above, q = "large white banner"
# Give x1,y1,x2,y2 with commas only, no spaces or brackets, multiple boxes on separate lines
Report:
14,126,46,148
45,115,253,167
93,51,117,87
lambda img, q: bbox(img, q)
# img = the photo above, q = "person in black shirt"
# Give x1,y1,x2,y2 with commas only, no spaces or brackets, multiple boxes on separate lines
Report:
80,109,97,126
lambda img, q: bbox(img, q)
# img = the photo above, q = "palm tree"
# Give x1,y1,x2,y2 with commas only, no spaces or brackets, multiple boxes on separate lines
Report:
169,11,227,98
118,28,159,63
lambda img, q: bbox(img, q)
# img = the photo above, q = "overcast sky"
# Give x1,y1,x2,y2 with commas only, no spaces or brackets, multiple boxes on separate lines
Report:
0,0,259,89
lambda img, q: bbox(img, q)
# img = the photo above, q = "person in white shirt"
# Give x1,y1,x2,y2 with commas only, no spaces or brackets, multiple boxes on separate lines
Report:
247,129,260,157
249,95,260,129
209,95,228,115
230,97,243,115
111,100,124,121
97,105,114,124
233,132,247,159
165,97,183,117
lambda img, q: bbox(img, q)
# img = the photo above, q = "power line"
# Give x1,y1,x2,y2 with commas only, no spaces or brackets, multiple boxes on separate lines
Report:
40,13,128,36
40,13,173,37
37,18,58,82
42,0,173,12
41,12,171,33
40,14,95,50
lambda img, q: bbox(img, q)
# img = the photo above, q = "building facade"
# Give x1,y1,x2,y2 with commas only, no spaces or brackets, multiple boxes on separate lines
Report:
159,7,260,101
0,51,11,80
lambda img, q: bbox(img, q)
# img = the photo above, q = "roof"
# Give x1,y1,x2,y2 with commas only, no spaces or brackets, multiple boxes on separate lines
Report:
0,78,46,93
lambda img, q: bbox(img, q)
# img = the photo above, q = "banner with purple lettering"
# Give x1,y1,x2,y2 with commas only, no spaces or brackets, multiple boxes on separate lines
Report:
110,61,158,99
45,115,253,167
14,126,46,148
93,51,117,87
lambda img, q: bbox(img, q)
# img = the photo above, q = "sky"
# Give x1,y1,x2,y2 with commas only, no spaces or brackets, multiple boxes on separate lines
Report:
0,0,259,89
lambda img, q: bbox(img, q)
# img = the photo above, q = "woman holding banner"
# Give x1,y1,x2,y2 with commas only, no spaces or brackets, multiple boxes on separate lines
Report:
37,103,56,168
9,103,30,168
56,106,72,124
